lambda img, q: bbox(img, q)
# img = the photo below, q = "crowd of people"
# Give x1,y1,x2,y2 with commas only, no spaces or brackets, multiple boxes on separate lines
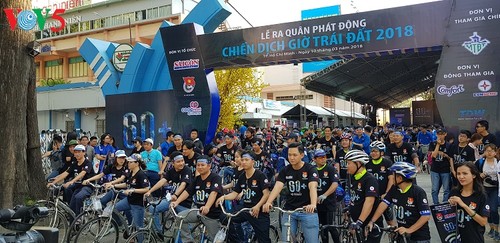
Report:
41,119,500,243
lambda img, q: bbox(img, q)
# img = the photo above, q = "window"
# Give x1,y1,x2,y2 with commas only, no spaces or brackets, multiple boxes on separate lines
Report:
96,119,106,137
69,57,88,78
66,121,75,132
45,59,63,79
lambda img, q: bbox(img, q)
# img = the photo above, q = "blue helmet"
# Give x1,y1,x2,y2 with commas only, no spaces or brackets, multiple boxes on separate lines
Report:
389,162,417,179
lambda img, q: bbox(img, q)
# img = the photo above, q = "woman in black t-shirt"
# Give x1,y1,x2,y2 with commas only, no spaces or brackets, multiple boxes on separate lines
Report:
449,162,489,243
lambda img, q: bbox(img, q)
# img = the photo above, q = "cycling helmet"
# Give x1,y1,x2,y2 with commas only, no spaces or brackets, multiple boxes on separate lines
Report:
340,133,352,140
389,162,417,179
369,141,386,152
344,150,369,165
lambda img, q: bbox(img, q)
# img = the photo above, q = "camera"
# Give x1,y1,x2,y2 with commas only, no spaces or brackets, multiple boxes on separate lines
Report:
0,205,58,243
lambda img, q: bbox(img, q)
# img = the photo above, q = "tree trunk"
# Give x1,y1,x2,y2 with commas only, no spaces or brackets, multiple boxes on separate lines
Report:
0,0,45,208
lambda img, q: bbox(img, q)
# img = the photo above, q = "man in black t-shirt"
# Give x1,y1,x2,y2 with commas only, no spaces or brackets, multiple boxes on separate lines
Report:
314,149,340,243
387,131,420,171
429,128,453,204
216,150,271,243
449,130,476,187
217,133,239,184
475,120,498,154
263,143,319,242
344,149,383,243
317,126,337,160
335,133,352,184
172,155,223,242
251,138,268,171
368,162,431,242
182,140,201,174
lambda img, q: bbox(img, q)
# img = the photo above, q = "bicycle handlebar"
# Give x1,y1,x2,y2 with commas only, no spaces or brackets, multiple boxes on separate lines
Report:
379,225,398,232
169,205,199,219
273,206,305,214
87,182,103,189
219,201,252,217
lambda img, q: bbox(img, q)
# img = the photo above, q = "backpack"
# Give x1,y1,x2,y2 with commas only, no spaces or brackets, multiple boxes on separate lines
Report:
475,157,486,173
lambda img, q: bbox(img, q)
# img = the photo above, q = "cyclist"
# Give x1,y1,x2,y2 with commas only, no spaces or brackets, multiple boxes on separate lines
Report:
47,144,94,215
335,133,352,186
171,155,223,242
144,151,192,234
367,162,431,243
263,142,319,242
366,141,395,226
216,150,271,243
83,149,128,186
251,137,268,172
449,162,489,242
344,149,383,243
314,149,340,243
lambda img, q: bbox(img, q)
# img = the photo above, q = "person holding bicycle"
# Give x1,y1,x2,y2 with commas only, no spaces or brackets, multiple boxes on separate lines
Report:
144,151,193,234
83,150,129,186
171,155,223,242
263,142,319,242
449,162,489,243
314,149,341,243
344,149,383,243
367,162,431,243
366,141,396,226
215,149,271,243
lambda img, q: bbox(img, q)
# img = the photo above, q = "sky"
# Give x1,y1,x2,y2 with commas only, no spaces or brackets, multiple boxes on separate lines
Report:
224,0,439,29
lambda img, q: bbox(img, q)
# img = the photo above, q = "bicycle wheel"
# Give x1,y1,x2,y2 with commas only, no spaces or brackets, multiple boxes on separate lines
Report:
73,216,119,243
65,210,99,243
35,200,72,243
162,210,176,235
126,229,159,243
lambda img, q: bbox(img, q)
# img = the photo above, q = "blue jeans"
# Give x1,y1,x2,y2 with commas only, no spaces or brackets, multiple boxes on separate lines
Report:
115,197,144,229
281,212,319,243
69,186,93,215
149,200,188,233
46,170,60,181
485,187,499,224
146,171,161,197
430,171,451,204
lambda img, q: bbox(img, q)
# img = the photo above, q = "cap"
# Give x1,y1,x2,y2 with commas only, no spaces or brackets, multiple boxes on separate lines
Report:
127,153,142,162
197,155,212,164
143,138,154,145
314,149,326,158
436,128,447,134
68,139,78,146
115,150,126,157
74,145,86,151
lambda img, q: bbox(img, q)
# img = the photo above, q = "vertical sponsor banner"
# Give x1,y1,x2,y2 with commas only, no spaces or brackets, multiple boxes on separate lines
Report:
160,23,215,143
412,100,435,125
430,203,459,243
389,108,410,126
435,0,500,133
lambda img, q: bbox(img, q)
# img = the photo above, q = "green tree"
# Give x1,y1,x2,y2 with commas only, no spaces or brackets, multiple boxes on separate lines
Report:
215,68,267,130
0,0,46,207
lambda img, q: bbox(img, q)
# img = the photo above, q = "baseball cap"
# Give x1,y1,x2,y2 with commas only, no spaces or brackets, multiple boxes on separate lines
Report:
314,149,326,158
143,138,154,145
68,139,78,146
127,153,142,162
115,150,126,157
436,128,447,134
74,145,86,151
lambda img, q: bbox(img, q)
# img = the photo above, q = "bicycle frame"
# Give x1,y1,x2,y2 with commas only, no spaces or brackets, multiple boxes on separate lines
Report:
219,201,252,241
273,206,305,243
169,205,201,243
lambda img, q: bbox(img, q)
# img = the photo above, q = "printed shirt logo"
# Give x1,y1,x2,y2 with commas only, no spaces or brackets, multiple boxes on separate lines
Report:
312,173,318,178
423,198,428,204
463,32,490,55
173,59,200,70
407,197,414,205
380,166,385,172
469,202,477,210
369,186,375,191
302,172,308,178
182,76,196,93
358,183,362,190
323,171,328,177
252,180,257,186
437,85,465,97
206,182,211,188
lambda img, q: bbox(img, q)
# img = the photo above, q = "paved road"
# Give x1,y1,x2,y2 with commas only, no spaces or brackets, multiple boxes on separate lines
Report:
416,172,496,243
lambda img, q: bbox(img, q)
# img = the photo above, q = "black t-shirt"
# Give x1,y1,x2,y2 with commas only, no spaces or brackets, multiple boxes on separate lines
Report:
449,144,476,164
163,166,193,208
126,170,150,206
234,169,270,208
316,164,339,211
241,138,253,150
383,185,431,241
166,146,183,158
318,137,336,159
335,149,349,181
366,158,393,194
450,189,490,243
231,167,244,187
186,172,223,219
61,146,76,171
277,162,319,210
253,150,268,171
478,133,497,154
130,146,145,156
65,159,94,183
184,152,201,173
429,141,452,173
387,142,416,164
217,145,237,167
348,171,382,226
102,164,129,182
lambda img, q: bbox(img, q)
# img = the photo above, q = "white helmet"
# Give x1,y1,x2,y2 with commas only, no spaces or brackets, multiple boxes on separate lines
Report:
344,150,369,165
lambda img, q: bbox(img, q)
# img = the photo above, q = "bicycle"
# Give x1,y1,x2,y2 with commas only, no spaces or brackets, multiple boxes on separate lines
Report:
64,182,105,242
377,225,408,243
164,205,202,243
217,201,252,242
125,196,166,243
320,210,364,243
273,207,306,243
35,182,76,243
73,187,134,243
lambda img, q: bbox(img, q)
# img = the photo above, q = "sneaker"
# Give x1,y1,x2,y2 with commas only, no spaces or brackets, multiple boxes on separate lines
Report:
488,229,495,238
494,231,500,241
